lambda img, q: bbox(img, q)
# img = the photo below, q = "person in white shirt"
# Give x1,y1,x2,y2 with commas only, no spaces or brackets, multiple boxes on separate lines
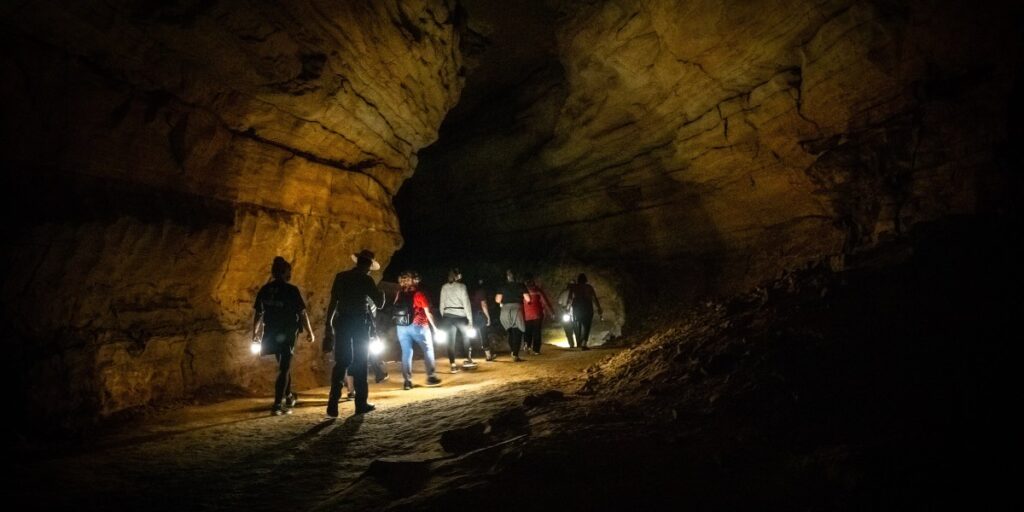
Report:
439,268,477,372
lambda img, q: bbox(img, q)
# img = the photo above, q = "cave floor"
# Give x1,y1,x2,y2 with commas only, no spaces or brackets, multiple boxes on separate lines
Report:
11,343,615,511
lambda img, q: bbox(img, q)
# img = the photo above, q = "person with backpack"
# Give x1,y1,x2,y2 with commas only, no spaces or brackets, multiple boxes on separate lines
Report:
252,256,315,416
568,273,603,351
394,271,442,390
324,249,385,417
495,269,531,362
522,273,555,355
439,268,476,373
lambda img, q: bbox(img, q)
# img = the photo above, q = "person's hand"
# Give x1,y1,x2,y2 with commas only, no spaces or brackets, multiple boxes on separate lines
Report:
486,319,491,326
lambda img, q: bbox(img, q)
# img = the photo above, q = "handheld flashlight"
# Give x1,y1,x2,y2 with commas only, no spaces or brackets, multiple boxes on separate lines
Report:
562,313,572,323
434,329,448,344
250,340,261,355
465,326,478,339
369,336,384,356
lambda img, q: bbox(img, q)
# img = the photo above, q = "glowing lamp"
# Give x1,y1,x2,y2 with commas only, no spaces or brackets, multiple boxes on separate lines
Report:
562,313,572,323
250,340,262,355
465,327,478,339
434,330,448,344
369,336,384,356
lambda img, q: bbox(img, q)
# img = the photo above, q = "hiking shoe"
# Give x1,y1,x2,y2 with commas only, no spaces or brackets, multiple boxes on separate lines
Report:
462,360,478,369
375,374,390,384
271,404,285,416
326,404,339,418
513,355,523,362
286,394,298,408
450,364,459,374
485,351,496,362
403,380,413,390
426,376,442,386
355,403,376,415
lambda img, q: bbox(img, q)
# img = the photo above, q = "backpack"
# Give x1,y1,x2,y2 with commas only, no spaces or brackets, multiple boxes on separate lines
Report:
393,290,413,326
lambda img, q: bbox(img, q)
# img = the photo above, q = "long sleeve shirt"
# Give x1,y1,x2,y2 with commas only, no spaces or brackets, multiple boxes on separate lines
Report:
439,282,473,322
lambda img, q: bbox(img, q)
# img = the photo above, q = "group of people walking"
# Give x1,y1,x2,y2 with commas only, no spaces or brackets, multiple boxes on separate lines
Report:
251,250,604,418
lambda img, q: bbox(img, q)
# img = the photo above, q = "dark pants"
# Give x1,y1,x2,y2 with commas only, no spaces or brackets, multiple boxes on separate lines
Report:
507,328,523,356
442,314,470,363
329,314,371,410
273,351,293,404
562,318,576,348
474,311,490,351
525,318,544,353
573,303,594,348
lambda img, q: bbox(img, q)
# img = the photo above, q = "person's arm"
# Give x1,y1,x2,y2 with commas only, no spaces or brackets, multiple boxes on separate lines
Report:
481,299,491,325
324,276,340,341
460,286,473,326
523,292,532,303
252,310,263,343
592,285,603,318
300,309,315,343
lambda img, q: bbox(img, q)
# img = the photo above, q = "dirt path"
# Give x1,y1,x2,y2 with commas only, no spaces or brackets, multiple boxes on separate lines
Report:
11,344,616,511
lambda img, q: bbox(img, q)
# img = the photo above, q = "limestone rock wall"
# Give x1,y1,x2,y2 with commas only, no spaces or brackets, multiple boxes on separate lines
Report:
0,0,462,426
398,0,1019,308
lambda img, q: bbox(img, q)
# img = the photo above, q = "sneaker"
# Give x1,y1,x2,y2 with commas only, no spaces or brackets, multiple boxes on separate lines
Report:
513,355,523,362
450,364,460,374
355,403,376,415
326,404,339,418
425,376,442,386
403,380,413,390
462,359,478,369
485,351,496,362
375,374,390,384
271,404,285,416
286,393,298,408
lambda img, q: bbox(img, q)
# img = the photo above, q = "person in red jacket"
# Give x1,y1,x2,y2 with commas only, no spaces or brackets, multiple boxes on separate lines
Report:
522,273,554,355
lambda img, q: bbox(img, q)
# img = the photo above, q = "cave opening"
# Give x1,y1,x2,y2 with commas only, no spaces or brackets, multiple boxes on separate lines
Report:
3,1,1022,510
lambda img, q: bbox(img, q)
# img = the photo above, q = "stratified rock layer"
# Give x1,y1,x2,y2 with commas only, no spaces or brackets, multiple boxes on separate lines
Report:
1,0,462,425
399,0,1018,306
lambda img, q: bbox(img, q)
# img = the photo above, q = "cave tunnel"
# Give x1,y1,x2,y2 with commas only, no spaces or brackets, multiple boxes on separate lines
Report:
2,1,1022,510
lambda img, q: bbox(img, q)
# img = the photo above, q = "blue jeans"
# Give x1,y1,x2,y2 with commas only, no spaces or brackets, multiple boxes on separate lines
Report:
397,324,437,382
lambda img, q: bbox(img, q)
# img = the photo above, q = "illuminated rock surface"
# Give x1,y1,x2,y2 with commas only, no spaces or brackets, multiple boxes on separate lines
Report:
398,0,1017,304
1,0,462,425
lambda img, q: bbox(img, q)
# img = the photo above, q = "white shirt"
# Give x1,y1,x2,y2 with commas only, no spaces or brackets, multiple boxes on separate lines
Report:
439,282,473,324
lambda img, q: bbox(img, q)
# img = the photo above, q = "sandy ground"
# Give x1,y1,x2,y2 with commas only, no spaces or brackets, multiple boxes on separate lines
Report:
10,341,616,511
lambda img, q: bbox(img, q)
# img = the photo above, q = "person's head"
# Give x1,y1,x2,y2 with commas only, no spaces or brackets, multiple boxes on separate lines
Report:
577,273,588,285
506,269,515,282
447,268,462,284
398,271,413,289
523,272,535,286
351,249,380,273
271,256,292,282
412,271,422,286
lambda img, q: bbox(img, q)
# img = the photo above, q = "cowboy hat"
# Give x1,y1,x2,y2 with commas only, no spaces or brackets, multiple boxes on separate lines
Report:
351,249,381,271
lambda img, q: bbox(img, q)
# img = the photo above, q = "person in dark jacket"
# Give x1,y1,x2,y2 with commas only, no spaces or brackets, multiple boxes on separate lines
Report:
568,273,603,351
324,249,384,417
252,256,314,416
495,269,531,362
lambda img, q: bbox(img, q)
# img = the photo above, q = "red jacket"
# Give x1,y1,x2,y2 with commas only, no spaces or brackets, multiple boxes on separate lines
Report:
523,285,551,321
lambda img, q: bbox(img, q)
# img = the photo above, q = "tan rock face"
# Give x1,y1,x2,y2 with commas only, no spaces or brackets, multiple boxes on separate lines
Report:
1,0,462,425
398,0,1017,306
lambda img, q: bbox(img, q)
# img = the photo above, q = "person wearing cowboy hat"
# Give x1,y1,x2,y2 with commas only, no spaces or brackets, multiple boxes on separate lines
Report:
324,249,384,417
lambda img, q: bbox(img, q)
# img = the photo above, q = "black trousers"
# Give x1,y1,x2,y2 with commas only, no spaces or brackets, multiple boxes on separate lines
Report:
572,303,594,348
273,351,293,404
442,314,470,363
562,318,576,348
474,311,491,351
507,328,523,356
329,314,370,409
524,318,543,353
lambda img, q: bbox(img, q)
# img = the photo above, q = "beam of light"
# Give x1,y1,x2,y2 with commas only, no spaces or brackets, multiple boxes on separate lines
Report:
250,341,261,355
369,336,384,356
434,329,448,344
